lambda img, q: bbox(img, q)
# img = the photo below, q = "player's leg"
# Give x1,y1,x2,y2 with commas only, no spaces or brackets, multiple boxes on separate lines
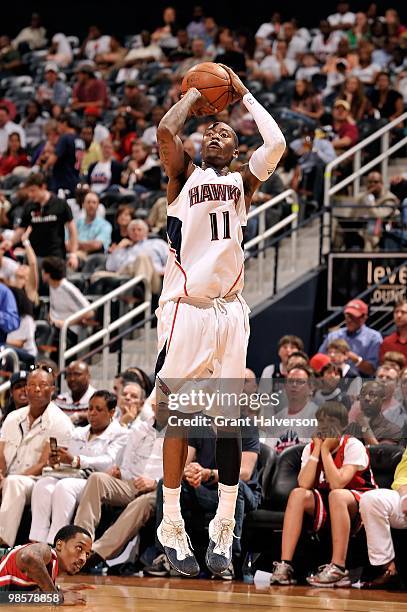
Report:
270,487,315,585
206,298,249,575
307,489,356,587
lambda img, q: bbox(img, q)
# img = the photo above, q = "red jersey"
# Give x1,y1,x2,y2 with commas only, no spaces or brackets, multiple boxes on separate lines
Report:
0,545,58,591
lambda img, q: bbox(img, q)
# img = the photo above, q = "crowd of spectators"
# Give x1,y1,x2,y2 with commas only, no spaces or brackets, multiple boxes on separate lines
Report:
1,3,407,587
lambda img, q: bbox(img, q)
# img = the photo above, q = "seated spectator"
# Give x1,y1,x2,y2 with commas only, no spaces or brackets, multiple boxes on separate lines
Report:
0,36,22,80
110,204,135,250
0,278,19,343
35,63,70,111
119,30,164,70
385,366,407,431
319,299,382,376
76,191,112,259
326,338,352,376
141,106,166,147
175,37,211,77
253,39,296,87
328,1,356,32
81,25,111,61
151,6,179,51
380,299,407,364
259,334,305,393
94,34,126,78
72,64,109,115
46,33,73,68
0,366,72,547
55,360,97,424
370,71,404,121
12,13,46,51
21,101,46,153
310,20,341,63
295,53,321,82
263,365,318,452
168,29,192,64
6,286,37,366
337,75,368,121
279,20,308,61
269,400,376,587
351,42,380,86
313,361,352,410
347,380,402,445
347,12,370,49
330,99,359,153
110,113,137,161
359,447,407,588
147,416,260,578
115,381,150,429
286,350,310,370
255,12,282,54
382,351,406,373
105,219,167,282
0,105,26,155
0,132,29,178
0,370,28,429
41,257,94,350
29,390,128,544
121,141,161,194
74,403,162,570
117,81,152,125
78,124,102,177
87,138,123,195
290,80,324,123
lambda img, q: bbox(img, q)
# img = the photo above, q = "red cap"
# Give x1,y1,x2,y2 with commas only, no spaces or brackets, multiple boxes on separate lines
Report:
344,299,368,318
310,353,331,373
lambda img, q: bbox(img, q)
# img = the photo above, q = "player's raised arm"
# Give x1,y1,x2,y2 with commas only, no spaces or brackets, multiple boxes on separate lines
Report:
219,65,286,211
157,88,207,203
15,543,57,592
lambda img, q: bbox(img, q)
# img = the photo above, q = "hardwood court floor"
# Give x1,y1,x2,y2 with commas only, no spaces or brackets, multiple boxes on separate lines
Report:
8,575,407,611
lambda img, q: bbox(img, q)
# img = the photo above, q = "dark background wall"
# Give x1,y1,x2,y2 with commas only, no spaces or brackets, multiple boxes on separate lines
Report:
2,1,406,39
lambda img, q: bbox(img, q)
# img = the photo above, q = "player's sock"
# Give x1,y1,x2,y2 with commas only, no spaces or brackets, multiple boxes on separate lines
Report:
216,482,239,520
162,485,182,522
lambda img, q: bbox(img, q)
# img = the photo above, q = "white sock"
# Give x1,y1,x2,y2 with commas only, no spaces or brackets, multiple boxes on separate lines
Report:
216,483,238,521
162,485,182,522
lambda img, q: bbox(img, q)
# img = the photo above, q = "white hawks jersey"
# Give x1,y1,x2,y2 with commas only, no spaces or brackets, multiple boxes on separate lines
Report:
160,166,247,304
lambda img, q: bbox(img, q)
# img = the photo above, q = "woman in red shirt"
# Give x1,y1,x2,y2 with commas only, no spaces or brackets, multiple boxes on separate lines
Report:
0,132,30,177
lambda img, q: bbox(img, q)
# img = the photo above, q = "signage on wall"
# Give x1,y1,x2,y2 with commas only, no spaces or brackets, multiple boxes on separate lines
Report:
328,253,407,311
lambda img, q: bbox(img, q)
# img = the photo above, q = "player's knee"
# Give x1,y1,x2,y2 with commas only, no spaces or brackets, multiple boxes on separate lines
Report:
328,489,349,506
288,487,310,504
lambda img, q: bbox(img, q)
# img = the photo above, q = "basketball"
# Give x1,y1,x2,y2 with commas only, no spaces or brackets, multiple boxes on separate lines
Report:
181,62,234,113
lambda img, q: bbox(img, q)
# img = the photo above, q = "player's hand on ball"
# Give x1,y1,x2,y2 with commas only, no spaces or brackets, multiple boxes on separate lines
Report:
217,64,249,100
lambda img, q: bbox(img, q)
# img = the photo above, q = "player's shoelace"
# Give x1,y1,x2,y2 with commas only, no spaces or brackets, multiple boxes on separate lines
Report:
212,518,238,555
162,520,195,560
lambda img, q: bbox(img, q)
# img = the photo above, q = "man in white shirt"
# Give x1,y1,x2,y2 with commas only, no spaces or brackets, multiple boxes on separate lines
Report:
74,412,163,565
55,360,97,423
258,40,297,85
12,13,47,51
328,1,356,31
0,367,73,547
0,105,26,155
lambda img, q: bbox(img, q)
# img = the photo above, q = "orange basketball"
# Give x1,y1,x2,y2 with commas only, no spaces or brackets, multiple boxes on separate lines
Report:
181,62,233,113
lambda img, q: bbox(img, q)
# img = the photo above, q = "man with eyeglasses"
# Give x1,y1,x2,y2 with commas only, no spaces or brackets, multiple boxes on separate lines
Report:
0,366,73,548
380,299,407,365
319,299,382,377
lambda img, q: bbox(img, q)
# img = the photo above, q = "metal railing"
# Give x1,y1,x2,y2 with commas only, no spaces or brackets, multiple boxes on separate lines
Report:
0,347,20,394
59,275,151,388
244,189,299,294
322,111,407,253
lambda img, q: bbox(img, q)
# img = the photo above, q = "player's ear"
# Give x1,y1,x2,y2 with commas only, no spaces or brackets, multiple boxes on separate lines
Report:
55,539,62,551
233,148,239,158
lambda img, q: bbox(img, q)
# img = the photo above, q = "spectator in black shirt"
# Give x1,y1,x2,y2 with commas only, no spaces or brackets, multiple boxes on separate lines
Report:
45,114,79,195
215,30,246,77
8,173,79,268
370,72,404,121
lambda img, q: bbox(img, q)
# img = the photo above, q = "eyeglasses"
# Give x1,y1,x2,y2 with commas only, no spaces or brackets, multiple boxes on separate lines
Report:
29,364,54,374
367,180,381,184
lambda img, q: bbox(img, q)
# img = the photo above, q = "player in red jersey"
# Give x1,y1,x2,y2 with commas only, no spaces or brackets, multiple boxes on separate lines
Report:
0,525,92,605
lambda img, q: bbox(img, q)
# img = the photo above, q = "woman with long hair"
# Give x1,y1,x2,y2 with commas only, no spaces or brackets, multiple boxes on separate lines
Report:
338,75,368,121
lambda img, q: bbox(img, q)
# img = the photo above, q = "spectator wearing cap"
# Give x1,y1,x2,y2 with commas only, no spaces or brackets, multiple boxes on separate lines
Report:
0,366,73,547
309,352,331,374
0,371,28,430
36,63,69,110
380,300,407,364
319,299,382,376
72,64,109,115
46,33,73,68
331,99,359,153
118,82,152,124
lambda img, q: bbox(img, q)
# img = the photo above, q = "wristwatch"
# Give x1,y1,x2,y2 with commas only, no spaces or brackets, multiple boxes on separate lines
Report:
361,426,370,433
208,469,216,482
71,456,80,469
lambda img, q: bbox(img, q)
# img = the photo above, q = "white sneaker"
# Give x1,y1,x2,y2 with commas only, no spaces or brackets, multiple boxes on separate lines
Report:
157,517,200,577
205,516,236,576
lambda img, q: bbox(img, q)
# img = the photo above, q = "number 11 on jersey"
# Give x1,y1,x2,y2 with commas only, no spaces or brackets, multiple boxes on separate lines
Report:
209,211,231,241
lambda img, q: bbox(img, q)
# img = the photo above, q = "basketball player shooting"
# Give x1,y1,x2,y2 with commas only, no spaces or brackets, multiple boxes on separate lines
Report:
155,64,286,577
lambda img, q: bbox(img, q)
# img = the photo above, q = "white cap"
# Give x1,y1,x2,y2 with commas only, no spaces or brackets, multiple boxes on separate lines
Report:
44,61,59,73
